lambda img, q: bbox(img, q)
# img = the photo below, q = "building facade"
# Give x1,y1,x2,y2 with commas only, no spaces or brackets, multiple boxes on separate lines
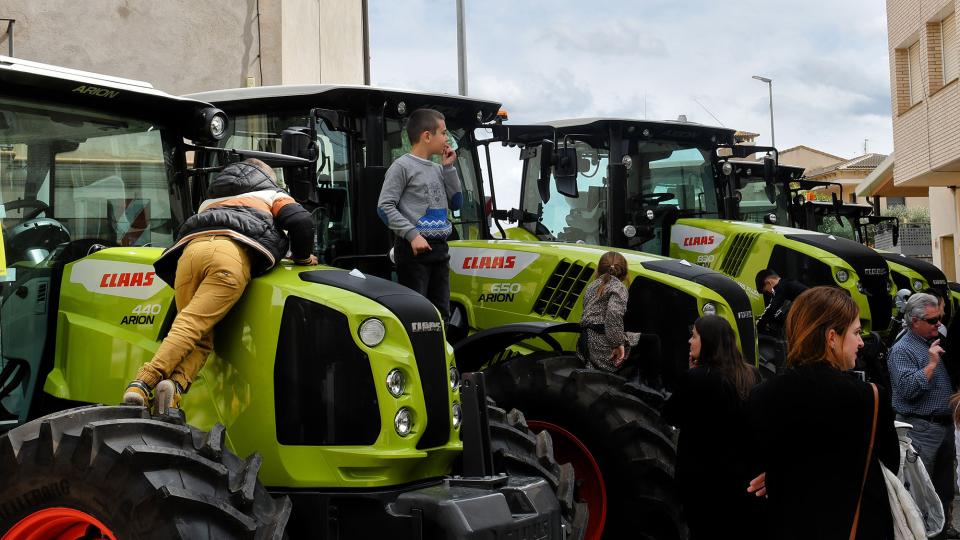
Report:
881,0,960,275
0,0,367,96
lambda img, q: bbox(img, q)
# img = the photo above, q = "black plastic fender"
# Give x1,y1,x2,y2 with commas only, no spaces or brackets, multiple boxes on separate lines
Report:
453,322,580,372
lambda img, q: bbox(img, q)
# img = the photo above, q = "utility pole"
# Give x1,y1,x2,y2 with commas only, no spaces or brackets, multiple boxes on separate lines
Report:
456,0,467,96
752,75,775,148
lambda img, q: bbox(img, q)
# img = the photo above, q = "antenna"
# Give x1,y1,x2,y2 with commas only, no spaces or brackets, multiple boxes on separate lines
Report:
692,97,725,127
863,138,868,154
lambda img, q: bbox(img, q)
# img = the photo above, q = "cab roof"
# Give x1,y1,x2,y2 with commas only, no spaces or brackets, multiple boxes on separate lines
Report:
495,117,737,147
187,84,503,125
0,55,217,118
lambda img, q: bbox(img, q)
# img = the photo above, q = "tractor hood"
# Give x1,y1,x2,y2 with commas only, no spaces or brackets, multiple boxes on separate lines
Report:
879,251,948,289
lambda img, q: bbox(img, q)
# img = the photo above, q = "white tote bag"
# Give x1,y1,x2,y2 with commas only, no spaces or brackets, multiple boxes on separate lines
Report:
882,463,930,539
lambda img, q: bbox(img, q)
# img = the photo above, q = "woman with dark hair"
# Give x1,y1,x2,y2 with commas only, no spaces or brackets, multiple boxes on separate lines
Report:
578,251,641,372
749,286,899,539
663,315,761,540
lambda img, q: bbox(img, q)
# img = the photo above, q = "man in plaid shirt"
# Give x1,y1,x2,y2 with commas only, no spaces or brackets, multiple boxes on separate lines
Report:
888,292,958,538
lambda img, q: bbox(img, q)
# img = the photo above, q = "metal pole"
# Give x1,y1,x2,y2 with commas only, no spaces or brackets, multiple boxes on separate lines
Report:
456,0,467,96
767,80,775,148
1,19,14,57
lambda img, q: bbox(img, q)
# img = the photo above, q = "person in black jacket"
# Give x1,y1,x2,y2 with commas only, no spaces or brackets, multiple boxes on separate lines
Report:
663,315,762,540
123,158,317,410
749,286,899,540
755,269,808,333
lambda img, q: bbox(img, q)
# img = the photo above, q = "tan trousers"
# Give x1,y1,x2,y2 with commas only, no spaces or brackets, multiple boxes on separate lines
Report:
135,235,251,390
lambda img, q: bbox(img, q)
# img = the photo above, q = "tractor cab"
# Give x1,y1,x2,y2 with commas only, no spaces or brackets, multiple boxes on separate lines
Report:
499,118,896,336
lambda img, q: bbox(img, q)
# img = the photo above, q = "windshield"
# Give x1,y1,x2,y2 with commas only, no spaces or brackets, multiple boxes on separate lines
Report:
735,173,790,225
222,112,354,263
520,139,609,245
0,96,177,261
382,118,485,240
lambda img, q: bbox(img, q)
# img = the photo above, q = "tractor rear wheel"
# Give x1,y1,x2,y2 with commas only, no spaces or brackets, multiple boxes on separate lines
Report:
483,353,683,540
0,405,290,539
486,402,588,540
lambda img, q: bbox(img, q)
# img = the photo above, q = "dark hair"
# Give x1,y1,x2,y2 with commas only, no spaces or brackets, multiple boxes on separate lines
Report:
406,109,445,144
785,286,859,369
596,251,629,297
694,315,755,400
755,269,779,294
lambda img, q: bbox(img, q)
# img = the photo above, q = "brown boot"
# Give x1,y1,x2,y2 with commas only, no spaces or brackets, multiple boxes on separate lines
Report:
122,380,151,407
155,379,183,415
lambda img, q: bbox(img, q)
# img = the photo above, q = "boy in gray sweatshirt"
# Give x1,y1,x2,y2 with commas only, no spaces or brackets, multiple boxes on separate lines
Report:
377,108,462,321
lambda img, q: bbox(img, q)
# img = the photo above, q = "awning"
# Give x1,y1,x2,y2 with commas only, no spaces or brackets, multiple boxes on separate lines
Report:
855,153,930,197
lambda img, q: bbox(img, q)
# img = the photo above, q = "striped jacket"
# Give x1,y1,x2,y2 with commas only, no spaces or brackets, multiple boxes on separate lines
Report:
154,161,314,286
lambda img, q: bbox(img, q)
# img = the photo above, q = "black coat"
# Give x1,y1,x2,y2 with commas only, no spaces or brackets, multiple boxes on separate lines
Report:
155,161,312,285
749,362,899,540
757,279,808,332
663,366,764,540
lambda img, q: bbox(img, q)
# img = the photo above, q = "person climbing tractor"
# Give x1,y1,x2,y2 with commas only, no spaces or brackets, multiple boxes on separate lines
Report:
755,269,808,334
123,158,317,410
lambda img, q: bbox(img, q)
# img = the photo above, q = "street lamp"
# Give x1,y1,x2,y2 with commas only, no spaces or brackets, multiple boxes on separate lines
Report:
752,75,775,148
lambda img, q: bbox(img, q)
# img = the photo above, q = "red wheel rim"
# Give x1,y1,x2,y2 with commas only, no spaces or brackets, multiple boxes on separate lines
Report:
528,420,606,540
3,507,117,540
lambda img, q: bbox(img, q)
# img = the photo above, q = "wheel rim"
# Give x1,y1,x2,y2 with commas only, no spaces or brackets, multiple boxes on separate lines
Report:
528,419,607,540
3,507,117,540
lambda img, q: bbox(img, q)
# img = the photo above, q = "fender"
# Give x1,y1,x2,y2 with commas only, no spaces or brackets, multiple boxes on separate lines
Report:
453,322,580,372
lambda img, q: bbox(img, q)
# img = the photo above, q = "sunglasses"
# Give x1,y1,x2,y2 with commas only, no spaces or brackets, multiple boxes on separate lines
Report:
921,316,942,325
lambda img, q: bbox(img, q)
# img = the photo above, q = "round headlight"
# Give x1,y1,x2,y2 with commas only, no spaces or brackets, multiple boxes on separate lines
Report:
397,101,407,115
721,162,733,176
394,408,413,437
449,365,460,391
209,113,227,139
452,403,462,429
767,213,777,224
386,369,405,398
702,302,717,316
623,224,637,238
622,155,633,169
913,279,924,291
835,270,849,283
359,318,386,347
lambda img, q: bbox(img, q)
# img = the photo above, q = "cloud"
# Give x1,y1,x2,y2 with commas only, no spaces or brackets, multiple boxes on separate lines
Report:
369,0,896,203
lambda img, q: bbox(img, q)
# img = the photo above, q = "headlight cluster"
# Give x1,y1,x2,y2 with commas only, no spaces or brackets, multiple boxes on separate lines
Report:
913,279,924,292
835,270,849,283
702,303,717,316
394,408,412,437
386,369,405,398
358,318,386,347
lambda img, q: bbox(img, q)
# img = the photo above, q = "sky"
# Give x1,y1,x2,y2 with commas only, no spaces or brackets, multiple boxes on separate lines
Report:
368,0,893,208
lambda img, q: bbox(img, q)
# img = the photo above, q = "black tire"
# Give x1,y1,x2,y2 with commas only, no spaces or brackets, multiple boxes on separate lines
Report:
486,401,589,540
483,352,683,540
0,405,290,539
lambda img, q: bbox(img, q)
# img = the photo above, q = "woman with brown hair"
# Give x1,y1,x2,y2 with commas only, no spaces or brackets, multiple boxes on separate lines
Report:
749,286,899,539
663,315,762,539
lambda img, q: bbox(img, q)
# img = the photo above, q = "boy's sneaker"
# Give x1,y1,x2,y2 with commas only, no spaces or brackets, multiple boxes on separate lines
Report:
122,380,151,406
155,379,183,415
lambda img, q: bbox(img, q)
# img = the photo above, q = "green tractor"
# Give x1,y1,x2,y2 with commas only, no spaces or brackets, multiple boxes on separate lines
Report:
192,85,764,539
0,57,578,538
491,118,898,358
789,190,956,329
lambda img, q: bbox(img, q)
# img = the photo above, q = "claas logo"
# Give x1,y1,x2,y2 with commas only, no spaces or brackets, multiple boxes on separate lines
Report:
462,255,516,270
99,272,156,288
682,236,715,247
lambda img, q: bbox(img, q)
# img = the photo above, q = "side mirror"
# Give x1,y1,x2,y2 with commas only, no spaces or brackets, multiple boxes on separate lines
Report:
538,139,555,203
764,183,777,205
554,146,579,198
281,128,319,204
763,154,776,184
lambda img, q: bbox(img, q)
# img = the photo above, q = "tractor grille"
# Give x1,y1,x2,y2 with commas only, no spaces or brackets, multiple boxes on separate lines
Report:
719,233,760,276
275,297,380,446
533,261,595,319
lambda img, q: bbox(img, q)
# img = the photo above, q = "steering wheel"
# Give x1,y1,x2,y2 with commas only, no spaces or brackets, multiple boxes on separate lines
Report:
2,199,50,224
633,192,676,205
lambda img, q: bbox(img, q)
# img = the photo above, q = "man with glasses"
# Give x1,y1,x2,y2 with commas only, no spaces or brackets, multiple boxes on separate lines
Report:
888,292,958,538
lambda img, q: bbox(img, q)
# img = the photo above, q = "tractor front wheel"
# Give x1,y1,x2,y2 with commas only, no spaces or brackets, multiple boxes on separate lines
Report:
0,405,290,539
